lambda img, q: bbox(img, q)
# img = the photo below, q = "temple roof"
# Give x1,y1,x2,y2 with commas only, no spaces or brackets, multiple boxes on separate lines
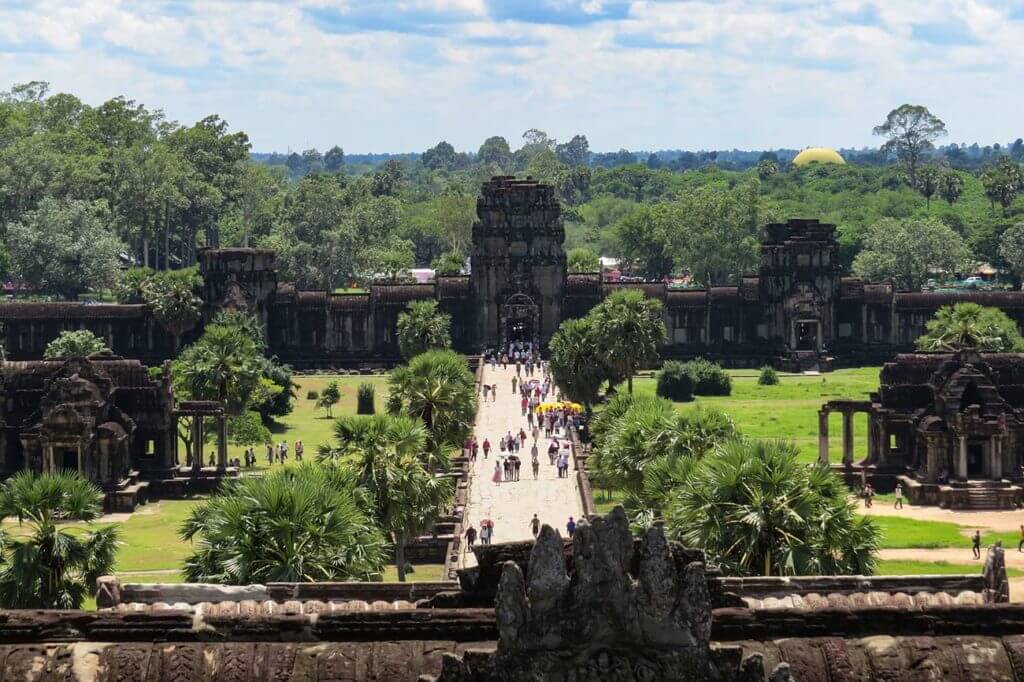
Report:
0,303,147,320
371,284,437,304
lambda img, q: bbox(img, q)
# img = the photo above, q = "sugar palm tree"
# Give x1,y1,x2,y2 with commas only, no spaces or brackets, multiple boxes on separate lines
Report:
173,323,263,415
548,317,608,413
916,302,1024,352
592,289,666,393
387,349,476,457
180,464,387,584
0,471,119,609
320,414,454,581
396,300,452,360
144,269,203,352
667,439,878,576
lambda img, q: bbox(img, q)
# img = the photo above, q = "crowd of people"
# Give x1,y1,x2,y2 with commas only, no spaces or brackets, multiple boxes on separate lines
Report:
462,341,584,550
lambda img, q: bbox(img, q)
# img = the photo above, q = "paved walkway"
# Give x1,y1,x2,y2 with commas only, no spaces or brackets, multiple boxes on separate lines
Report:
461,364,582,567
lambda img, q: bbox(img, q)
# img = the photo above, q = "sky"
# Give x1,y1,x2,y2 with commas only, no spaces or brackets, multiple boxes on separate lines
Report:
2,0,1023,154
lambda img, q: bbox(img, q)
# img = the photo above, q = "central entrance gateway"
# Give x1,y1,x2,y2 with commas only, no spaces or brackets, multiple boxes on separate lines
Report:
500,293,540,351
795,320,820,351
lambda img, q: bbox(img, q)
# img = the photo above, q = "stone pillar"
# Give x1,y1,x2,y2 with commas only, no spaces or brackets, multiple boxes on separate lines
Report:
861,304,868,343
991,436,1003,480
817,410,829,464
217,415,228,471
878,423,888,465
191,416,203,475
958,435,968,481
842,411,854,465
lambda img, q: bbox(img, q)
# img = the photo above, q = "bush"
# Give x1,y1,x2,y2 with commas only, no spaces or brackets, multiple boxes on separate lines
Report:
685,359,732,396
758,365,779,386
656,361,695,401
357,383,376,415
306,390,319,401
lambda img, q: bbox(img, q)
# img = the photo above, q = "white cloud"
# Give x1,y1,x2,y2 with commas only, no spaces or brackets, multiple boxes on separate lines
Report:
0,0,1022,152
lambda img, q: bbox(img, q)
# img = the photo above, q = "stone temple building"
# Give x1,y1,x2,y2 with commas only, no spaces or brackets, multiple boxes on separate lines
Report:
822,351,1024,509
4,176,1024,370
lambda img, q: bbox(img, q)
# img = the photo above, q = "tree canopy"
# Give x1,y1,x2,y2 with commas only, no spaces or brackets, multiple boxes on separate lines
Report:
916,302,1024,352
852,217,971,291
396,299,452,360
44,329,109,359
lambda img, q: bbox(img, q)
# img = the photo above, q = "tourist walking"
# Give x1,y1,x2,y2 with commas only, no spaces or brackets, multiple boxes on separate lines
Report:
483,438,491,459
972,530,982,559
513,456,522,481
566,516,577,538
1018,524,1024,552
492,460,502,484
893,483,903,509
465,523,477,550
530,514,541,538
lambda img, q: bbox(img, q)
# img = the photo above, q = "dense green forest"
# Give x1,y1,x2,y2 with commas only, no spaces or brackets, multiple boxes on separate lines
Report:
2,83,1023,298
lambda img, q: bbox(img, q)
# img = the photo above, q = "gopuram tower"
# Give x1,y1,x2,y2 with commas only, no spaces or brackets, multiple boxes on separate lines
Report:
470,177,567,350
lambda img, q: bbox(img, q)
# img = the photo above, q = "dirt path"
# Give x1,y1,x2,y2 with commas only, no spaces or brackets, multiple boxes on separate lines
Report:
857,499,1024,533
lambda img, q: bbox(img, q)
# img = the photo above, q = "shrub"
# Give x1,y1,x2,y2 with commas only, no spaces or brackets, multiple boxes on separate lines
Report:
357,383,376,414
656,361,695,401
306,390,319,401
685,359,732,396
758,365,779,386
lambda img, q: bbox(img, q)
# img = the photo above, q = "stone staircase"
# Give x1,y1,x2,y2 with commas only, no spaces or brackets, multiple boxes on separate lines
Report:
963,483,1012,510
939,481,1022,510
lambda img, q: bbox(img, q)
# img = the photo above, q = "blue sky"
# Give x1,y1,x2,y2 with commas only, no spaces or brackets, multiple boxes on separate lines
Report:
1,0,1022,153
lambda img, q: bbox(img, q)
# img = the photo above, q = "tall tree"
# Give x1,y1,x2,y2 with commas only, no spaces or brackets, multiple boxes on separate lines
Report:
674,181,765,285
615,204,676,279
387,349,476,455
422,141,459,171
181,465,387,584
873,104,947,187
852,217,971,291
592,289,666,394
916,165,940,208
143,267,203,351
8,197,126,299
999,223,1024,287
0,471,119,609
556,134,590,166
938,170,965,206
173,323,264,415
323,145,345,173
477,136,512,168
980,157,1024,214
396,300,452,360
547,317,609,412
323,414,453,582
667,440,878,576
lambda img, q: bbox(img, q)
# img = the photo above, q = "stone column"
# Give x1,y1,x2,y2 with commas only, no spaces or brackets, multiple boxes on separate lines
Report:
216,415,228,471
842,411,854,465
991,436,1003,480
958,435,968,481
191,416,203,476
818,410,829,464
877,422,888,465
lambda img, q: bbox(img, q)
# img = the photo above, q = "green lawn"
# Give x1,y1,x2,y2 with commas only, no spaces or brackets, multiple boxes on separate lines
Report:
224,374,391,468
875,559,1024,577
627,367,880,464
871,515,1017,549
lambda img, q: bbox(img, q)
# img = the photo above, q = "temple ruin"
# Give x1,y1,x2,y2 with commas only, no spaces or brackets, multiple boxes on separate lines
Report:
3,176,1024,370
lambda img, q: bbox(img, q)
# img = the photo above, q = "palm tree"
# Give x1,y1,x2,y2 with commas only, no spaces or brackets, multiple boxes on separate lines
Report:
916,302,1024,352
666,439,878,576
0,471,119,609
180,464,387,584
548,317,608,413
592,289,666,393
387,349,476,457
320,414,454,581
396,300,452,360
173,323,264,415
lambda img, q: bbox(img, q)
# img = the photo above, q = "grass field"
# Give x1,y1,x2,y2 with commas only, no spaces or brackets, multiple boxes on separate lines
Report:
626,367,880,464
875,559,1024,577
223,374,391,468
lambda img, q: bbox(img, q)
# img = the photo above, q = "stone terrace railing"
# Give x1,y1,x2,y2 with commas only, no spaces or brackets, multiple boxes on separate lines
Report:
95,577,459,610
568,424,596,519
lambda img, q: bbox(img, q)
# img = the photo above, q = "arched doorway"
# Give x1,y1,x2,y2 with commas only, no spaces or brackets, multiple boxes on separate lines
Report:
500,293,540,351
